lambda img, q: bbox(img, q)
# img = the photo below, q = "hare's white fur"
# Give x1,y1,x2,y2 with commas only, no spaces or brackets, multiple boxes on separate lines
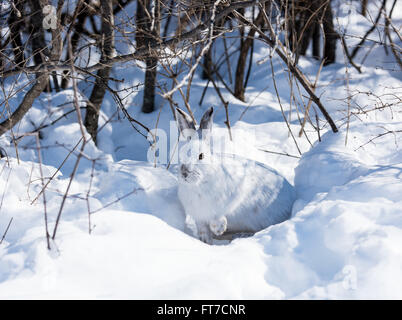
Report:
175,107,296,243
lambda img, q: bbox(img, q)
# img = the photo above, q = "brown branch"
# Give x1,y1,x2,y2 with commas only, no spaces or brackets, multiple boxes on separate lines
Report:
0,1,64,136
0,73,49,136
298,59,325,137
258,148,301,159
235,10,339,133
340,35,362,73
0,0,270,79
0,217,13,245
350,0,387,60
383,0,402,70
355,129,402,151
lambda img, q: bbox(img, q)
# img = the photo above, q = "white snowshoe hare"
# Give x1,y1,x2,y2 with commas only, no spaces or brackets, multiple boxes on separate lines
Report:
175,107,296,244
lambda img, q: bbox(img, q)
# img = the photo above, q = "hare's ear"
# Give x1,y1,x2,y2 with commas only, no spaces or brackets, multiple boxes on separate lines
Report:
176,108,196,138
199,107,214,132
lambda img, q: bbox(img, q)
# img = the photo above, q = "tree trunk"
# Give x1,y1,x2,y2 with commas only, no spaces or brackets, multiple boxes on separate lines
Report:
234,9,264,102
0,0,63,136
322,1,336,65
312,22,320,60
137,0,160,113
296,1,320,63
84,0,114,143
288,0,337,65
8,0,25,69
361,0,368,17
202,48,213,80
28,0,51,92
143,57,158,112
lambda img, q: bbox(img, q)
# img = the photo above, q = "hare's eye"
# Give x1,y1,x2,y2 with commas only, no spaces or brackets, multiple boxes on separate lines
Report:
199,153,204,160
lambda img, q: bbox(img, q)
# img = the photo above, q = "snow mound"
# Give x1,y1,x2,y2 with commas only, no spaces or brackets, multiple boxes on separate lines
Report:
1,124,402,299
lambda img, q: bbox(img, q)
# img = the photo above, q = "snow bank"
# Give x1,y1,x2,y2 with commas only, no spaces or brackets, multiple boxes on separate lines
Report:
1,124,401,299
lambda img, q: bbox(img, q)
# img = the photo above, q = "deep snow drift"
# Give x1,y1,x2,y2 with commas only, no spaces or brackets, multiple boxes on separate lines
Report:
0,1,401,299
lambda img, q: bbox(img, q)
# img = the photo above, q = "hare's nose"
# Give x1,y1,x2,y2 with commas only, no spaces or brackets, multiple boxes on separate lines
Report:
180,165,189,178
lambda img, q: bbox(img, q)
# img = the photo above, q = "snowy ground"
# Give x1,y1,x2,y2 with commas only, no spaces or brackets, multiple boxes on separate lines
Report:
0,1,401,299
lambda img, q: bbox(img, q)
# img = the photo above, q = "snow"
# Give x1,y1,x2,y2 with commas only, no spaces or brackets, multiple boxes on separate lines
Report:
1,0,402,299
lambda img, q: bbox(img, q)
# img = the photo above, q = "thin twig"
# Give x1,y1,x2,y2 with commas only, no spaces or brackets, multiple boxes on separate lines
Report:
258,148,301,159
0,217,13,245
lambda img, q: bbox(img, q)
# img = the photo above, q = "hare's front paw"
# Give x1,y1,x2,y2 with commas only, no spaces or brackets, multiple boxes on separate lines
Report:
209,216,227,236
197,222,213,244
